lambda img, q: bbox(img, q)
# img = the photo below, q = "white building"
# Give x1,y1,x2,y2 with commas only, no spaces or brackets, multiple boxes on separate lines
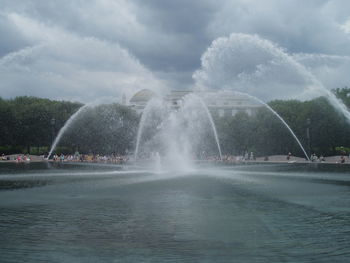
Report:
128,89,260,117
128,89,156,113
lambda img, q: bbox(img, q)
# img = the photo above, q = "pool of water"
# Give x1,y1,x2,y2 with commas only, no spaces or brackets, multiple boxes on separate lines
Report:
0,162,349,262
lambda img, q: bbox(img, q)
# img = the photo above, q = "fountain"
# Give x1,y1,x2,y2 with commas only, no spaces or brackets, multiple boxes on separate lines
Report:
46,34,349,166
134,97,166,161
230,90,310,161
195,96,223,160
153,152,162,173
3,31,350,263
193,33,350,125
47,104,91,159
134,93,223,171
47,88,308,168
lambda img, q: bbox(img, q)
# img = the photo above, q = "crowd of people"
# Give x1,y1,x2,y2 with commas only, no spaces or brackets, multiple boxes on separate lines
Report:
0,154,10,161
219,152,256,163
310,153,349,163
1,154,31,162
1,151,348,164
49,153,129,164
310,153,326,162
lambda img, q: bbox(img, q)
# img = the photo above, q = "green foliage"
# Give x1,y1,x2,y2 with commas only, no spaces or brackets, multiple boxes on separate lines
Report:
215,96,350,157
1,92,350,157
0,96,82,154
60,103,140,154
0,96,140,155
0,97,141,155
333,87,350,107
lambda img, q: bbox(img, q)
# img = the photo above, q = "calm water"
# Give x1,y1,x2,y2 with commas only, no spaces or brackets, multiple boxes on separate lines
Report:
0,162,349,262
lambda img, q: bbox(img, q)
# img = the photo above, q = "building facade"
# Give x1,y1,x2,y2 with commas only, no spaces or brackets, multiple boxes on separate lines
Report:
128,89,260,117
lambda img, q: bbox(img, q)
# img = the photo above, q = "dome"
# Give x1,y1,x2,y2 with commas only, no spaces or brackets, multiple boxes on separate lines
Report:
129,89,155,103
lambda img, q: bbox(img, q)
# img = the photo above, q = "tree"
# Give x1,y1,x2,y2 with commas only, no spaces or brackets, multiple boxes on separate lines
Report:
333,87,350,108
213,96,350,157
0,96,82,154
60,103,139,154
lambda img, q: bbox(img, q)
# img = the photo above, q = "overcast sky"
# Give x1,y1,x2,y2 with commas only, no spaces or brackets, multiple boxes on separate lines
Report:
1,0,350,102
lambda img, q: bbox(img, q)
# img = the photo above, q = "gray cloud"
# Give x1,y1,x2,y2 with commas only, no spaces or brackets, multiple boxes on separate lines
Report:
208,0,350,55
0,13,165,102
193,33,322,101
0,14,29,57
294,53,350,89
1,0,350,102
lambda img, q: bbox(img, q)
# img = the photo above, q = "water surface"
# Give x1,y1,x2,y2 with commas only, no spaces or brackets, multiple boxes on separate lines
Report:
0,162,349,262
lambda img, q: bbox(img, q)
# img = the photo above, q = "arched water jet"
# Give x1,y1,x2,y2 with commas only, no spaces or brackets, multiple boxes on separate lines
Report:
230,90,310,161
318,88,350,124
47,104,91,159
183,94,223,161
292,60,350,124
194,33,350,125
134,93,223,168
154,152,162,173
161,109,194,171
289,56,350,124
134,97,165,160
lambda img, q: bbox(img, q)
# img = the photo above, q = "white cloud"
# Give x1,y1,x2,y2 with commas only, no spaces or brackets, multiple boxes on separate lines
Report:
1,0,350,103
340,18,350,34
0,13,166,102
193,33,350,123
207,0,350,56
193,33,323,101
293,53,350,90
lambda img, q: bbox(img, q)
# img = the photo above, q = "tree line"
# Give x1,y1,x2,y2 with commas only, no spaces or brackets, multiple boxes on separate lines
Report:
0,96,82,154
215,96,350,158
0,88,349,157
0,96,139,155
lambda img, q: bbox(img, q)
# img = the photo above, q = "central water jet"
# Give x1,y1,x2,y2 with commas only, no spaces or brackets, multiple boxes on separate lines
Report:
134,93,222,171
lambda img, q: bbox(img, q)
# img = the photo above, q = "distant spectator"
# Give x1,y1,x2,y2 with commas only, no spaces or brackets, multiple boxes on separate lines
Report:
16,155,22,162
311,153,318,162
244,152,249,161
286,152,292,160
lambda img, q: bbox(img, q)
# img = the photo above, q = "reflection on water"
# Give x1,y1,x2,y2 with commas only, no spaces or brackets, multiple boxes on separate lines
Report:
0,162,349,262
